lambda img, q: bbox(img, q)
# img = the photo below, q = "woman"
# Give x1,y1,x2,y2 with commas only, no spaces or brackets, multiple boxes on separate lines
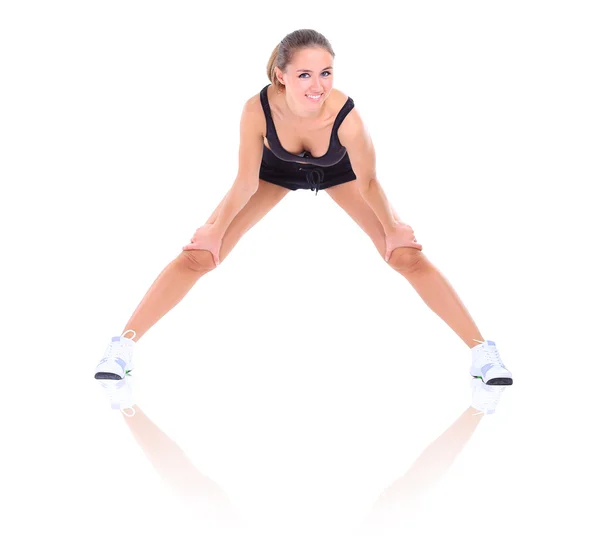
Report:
94,29,513,386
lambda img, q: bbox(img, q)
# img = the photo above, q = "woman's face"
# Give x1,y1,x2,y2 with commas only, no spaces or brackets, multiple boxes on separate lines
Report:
276,47,334,111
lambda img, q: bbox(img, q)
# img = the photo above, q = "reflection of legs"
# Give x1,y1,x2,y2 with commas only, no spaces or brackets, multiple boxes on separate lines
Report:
363,407,484,524
122,406,242,521
382,407,483,499
325,181,484,348
120,181,290,342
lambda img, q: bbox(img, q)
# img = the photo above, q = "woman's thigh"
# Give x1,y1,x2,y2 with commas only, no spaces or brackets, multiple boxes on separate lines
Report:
324,180,387,257
211,179,290,264
325,180,415,260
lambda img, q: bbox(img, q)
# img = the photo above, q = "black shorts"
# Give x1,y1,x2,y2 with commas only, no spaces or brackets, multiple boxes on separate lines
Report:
259,148,357,196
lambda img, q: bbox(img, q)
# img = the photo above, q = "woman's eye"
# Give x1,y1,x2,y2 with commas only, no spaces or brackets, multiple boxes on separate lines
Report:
299,71,331,78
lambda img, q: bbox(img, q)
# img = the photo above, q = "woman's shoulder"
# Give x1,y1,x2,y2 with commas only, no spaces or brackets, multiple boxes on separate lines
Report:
244,90,265,113
331,87,350,106
236,92,268,141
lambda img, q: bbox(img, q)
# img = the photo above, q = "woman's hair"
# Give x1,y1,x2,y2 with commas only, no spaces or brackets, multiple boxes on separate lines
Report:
266,29,335,94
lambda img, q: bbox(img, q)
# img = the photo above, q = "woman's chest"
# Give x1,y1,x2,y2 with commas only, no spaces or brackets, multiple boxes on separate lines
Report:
264,108,337,159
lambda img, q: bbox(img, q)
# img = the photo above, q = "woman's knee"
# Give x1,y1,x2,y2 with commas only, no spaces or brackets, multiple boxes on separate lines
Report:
176,249,218,273
386,247,425,273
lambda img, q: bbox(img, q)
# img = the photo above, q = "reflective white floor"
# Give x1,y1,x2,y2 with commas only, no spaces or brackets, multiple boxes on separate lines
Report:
7,299,598,543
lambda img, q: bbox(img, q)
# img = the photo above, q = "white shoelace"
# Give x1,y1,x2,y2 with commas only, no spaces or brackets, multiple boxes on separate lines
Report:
100,337,134,366
472,339,506,368
102,342,126,361
102,330,136,360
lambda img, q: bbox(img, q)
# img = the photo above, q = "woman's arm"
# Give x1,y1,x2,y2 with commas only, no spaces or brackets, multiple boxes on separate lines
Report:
204,189,230,225
339,110,399,234
209,184,257,238
359,177,400,234
207,96,264,238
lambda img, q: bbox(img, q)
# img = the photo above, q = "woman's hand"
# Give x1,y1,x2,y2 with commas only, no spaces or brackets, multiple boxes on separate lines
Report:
384,221,422,262
182,224,223,267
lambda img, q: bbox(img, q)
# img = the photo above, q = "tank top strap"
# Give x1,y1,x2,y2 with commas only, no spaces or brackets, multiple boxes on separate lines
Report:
332,96,355,143
259,85,275,129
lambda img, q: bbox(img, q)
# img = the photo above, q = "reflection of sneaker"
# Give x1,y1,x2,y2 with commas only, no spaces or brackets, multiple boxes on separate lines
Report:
470,377,507,415
94,329,137,380
470,339,513,385
98,375,136,417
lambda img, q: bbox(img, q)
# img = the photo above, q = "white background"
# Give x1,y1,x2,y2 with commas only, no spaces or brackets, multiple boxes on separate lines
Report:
1,1,598,542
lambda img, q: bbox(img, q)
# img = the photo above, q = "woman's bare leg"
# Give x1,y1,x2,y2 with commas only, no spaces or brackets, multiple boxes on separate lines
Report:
120,180,290,342
325,181,484,349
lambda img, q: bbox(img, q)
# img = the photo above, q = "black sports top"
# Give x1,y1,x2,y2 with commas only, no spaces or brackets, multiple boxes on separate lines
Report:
259,84,355,167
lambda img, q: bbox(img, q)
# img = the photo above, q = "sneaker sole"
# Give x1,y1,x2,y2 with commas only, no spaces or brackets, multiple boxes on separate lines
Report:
472,375,513,386
94,370,132,380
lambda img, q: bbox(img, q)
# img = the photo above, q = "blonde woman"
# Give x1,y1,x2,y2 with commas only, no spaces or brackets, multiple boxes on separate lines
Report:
94,29,513,387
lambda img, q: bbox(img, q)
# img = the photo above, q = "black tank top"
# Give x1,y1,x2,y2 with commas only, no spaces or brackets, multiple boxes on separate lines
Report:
259,84,355,167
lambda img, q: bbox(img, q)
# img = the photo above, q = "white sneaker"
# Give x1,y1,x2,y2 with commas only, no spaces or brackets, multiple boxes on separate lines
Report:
470,377,508,415
94,329,137,380
470,339,513,385
97,375,136,416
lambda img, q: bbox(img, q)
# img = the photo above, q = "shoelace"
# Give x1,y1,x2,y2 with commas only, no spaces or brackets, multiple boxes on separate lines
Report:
102,342,124,361
472,339,506,368
299,166,325,196
100,330,136,363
